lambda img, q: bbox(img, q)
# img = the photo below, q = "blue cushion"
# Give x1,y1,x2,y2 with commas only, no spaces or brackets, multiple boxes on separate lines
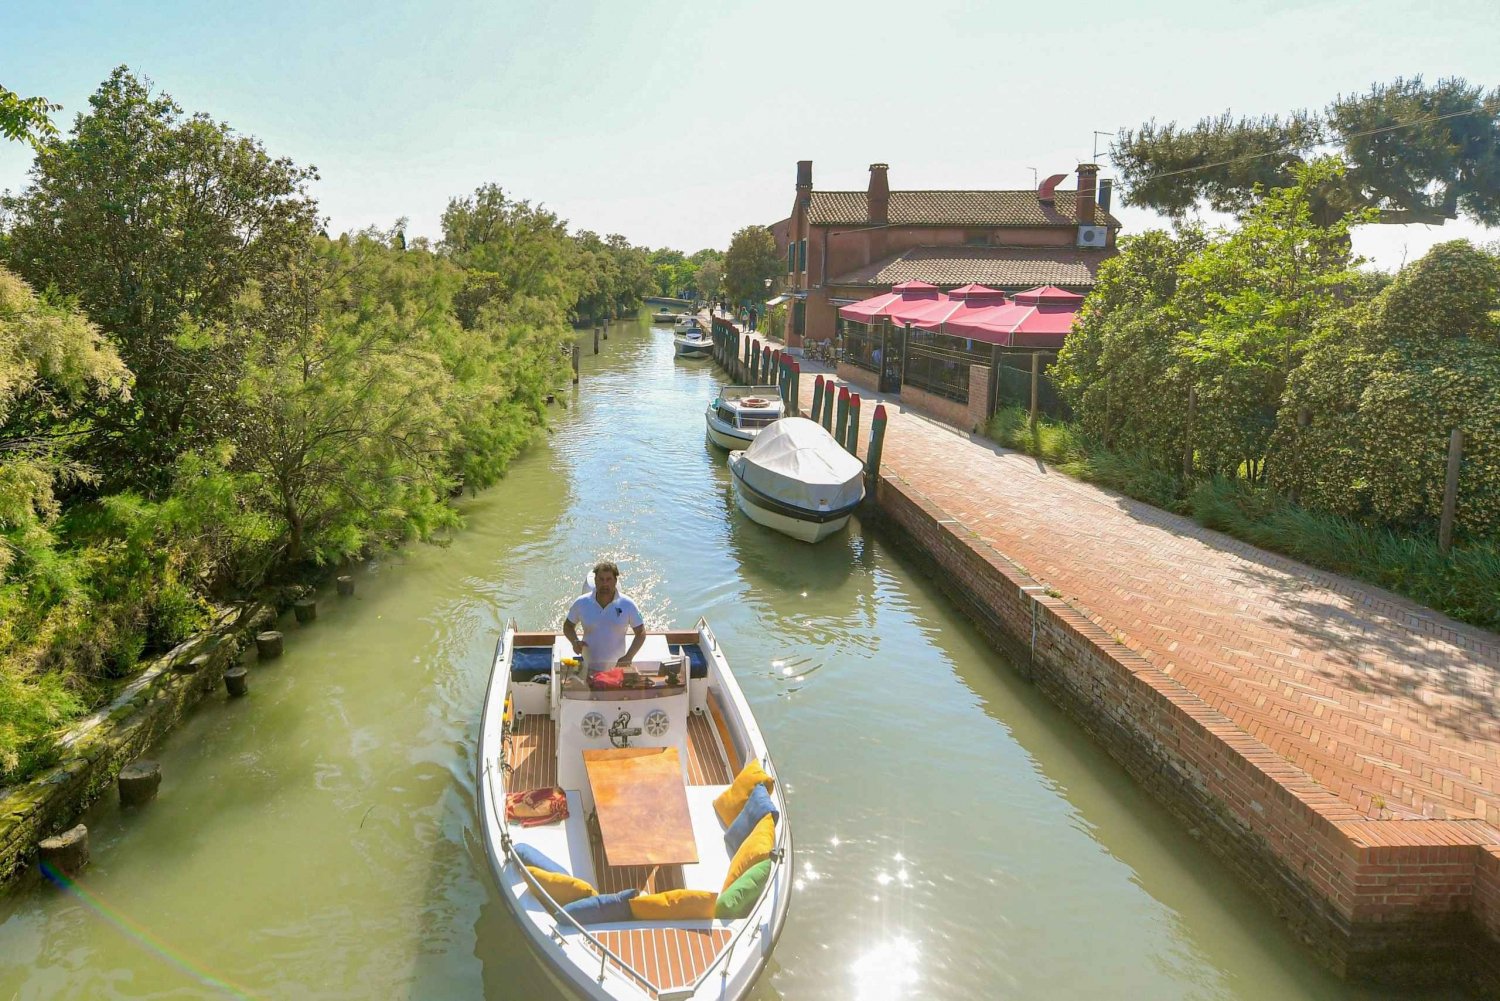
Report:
564,888,639,925
513,843,566,875
668,643,710,679
511,646,553,682
723,783,780,854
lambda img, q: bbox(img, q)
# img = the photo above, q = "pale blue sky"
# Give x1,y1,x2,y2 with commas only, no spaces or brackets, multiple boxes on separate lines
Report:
3,0,1496,269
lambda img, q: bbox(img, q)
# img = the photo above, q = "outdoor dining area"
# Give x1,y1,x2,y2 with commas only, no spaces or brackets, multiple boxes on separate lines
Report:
833,281,1084,429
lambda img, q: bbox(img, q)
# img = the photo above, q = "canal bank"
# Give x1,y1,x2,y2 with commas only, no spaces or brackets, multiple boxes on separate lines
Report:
706,312,1500,992
0,311,1424,1000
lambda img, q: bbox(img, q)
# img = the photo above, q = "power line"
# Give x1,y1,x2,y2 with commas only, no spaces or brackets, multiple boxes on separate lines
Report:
1117,98,1500,183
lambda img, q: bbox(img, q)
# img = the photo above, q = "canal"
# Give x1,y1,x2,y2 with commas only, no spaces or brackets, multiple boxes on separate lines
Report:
0,314,1450,1000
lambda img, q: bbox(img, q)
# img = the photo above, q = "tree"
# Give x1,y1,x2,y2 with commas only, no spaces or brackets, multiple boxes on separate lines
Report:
2,67,319,492
1272,241,1500,540
723,226,779,304
695,259,724,303
0,84,59,147
1115,76,1500,226
1054,159,1368,479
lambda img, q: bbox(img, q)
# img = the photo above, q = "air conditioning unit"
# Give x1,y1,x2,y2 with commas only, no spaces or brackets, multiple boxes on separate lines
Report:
1077,225,1108,249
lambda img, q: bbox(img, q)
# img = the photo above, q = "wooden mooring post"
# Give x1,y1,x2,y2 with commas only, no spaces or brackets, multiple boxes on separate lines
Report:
866,403,888,491
822,379,836,431
788,358,800,417
1439,428,1465,554
835,386,850,445
571,344,580,383
811,374,825,423
846,393,861,456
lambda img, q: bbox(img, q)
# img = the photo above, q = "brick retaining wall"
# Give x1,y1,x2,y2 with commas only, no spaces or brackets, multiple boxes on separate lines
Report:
872,471,1500,992
0,602,275,887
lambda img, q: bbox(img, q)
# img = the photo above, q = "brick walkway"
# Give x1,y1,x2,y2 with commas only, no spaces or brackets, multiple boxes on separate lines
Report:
780,355,1500,827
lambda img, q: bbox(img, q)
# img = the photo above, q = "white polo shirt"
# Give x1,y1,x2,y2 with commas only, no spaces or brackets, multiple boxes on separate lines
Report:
566,590,644,669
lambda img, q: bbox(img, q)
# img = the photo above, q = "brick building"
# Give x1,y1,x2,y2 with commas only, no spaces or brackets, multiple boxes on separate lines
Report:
772,160,1120,348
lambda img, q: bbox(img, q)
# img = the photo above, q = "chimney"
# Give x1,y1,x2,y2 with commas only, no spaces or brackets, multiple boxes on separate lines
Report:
796,160,813,191
1076,163,1098,225
867,163,889,224
1098,178,1113,216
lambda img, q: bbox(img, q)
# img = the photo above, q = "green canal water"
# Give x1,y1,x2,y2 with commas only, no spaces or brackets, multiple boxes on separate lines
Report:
0,315,1455,1000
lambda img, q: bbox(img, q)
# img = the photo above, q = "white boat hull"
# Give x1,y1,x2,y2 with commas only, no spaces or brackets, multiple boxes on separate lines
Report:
674,338,711,358
731,478,852,542
477,623,791,1001
705,408,756,451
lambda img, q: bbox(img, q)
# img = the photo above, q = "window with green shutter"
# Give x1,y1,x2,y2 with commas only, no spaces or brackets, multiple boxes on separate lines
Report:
797,239,807,274
787,243,795,274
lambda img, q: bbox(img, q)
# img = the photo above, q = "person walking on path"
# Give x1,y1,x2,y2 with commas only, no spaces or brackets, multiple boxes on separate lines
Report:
562,561,645,678
748,306,758,331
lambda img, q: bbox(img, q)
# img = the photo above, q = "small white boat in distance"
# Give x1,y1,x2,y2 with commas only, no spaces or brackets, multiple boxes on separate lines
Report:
478,618,791,1001
727,418,865,543
705,386,785,450
673,326,712,358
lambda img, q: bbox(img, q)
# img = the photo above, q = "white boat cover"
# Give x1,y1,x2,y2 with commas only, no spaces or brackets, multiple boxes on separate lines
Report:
738,417,865,511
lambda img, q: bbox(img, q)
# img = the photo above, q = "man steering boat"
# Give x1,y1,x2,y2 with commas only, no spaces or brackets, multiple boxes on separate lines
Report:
561,560,646,684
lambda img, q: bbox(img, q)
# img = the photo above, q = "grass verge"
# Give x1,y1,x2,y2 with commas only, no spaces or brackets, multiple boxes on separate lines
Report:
987,406,1500,632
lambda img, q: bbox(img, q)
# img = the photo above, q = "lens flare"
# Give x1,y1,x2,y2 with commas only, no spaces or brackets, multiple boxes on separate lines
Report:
40,863,257,1000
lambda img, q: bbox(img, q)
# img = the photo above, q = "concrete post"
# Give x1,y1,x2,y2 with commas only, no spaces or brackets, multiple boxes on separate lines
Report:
255,630,283,660
293,599,316,625
337,575,355,597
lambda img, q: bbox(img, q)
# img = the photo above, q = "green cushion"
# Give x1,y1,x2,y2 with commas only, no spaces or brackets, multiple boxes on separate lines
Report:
714,859,772,920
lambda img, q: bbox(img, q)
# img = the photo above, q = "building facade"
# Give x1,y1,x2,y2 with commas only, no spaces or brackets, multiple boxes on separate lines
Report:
775,161,1120,348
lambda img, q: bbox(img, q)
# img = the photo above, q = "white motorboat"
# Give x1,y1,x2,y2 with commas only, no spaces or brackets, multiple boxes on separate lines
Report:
477,617,792,1001
704,386,785,450
673,313,701,332
726,418,865,543
673,326,712,358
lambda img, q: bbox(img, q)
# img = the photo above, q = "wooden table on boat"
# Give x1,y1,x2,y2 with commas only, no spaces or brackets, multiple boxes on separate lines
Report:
583,747,699,867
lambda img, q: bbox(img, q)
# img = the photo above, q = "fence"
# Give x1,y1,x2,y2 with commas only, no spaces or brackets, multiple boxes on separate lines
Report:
994,352,1071,421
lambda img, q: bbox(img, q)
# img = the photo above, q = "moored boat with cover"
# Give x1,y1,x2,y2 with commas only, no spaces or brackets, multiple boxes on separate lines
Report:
726,418,864,543
477,615,791,1000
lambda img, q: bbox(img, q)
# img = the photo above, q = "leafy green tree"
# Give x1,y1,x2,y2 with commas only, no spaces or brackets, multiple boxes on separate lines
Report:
1174,160,1371,480
0,84,59,147
1056,160,1367,480
723,226,779,304
441,183,576,318
2,66,319,492
1115,76,1500,226
1052,227,1206,469
696,259,724,304
1273,240,1500,539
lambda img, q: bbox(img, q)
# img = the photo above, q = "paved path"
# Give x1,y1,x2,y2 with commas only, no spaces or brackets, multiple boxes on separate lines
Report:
768,343,1500,827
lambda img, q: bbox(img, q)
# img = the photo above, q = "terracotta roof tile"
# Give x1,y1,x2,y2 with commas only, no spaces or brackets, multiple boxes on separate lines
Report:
807,189,1120,229
827,245,1111,290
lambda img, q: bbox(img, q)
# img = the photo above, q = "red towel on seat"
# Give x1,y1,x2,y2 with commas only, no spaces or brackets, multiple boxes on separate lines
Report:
588,669,624,690
506,787,569,827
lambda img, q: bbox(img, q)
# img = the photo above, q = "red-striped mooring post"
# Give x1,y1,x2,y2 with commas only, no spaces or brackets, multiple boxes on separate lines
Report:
846,392,862,455
866,403,888,491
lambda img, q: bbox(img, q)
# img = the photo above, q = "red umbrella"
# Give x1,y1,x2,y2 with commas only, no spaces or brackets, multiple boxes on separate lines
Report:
837,281,943,323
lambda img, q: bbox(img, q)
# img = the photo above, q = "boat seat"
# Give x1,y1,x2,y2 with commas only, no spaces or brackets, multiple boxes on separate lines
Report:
509,789,596,887
680,784,734,893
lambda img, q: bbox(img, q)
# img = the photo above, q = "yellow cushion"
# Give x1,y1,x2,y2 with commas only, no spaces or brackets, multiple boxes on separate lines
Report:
713,759,776,827
628,888,718,921
723,814,775,890
526,866,596,905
